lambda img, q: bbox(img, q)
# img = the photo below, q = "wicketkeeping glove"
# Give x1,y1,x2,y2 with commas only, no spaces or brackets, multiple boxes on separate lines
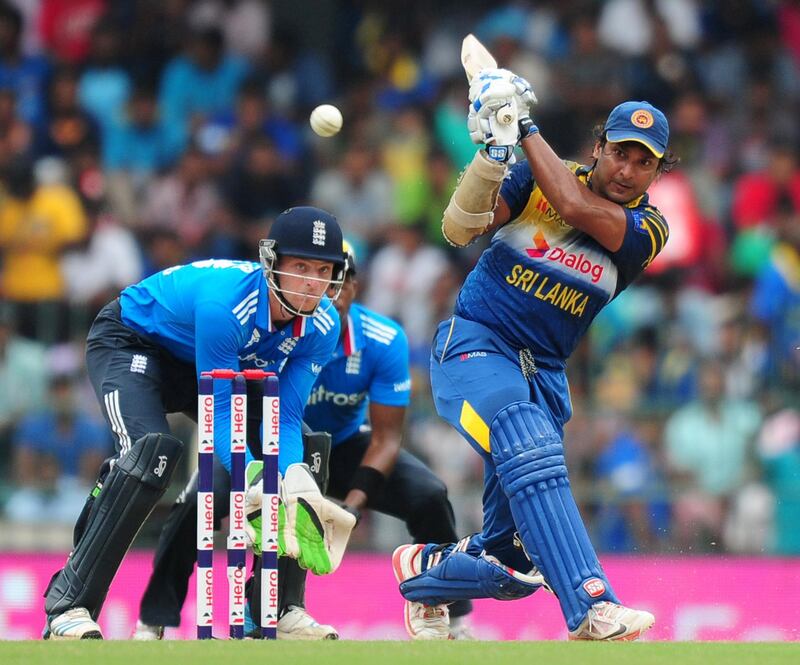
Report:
278,463,357,574
245,462,357,574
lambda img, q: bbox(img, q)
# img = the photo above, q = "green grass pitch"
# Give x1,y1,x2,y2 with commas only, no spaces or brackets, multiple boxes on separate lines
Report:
1,641,798,665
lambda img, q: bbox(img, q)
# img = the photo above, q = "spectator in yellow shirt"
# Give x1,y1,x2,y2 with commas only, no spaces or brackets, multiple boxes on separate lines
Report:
0,159,87,342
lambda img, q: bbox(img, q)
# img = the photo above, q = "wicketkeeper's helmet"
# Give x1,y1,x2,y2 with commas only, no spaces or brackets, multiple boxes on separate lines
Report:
259,206,346,316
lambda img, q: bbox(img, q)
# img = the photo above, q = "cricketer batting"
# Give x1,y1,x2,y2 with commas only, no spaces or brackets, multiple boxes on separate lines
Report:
392,66,674,641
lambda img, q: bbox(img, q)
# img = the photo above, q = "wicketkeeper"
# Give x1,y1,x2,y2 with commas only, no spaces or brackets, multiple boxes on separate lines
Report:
42,206,356,640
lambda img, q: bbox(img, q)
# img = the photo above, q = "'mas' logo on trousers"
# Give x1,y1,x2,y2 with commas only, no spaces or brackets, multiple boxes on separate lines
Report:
459,352,487,361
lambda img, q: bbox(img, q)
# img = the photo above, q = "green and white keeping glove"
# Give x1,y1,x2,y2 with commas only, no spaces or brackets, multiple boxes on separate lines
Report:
245,461,356,574
279,463,356,574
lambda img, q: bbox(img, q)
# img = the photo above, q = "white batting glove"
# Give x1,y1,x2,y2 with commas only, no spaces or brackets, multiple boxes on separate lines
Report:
469,67,537,113
504,71,539,141
467,75,518,161
508,72,537,115
468,70,517,147
467,68,539,160
466,105,515,162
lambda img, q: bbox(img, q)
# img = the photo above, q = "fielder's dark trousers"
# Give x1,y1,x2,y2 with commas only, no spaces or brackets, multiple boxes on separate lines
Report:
139,430,471,625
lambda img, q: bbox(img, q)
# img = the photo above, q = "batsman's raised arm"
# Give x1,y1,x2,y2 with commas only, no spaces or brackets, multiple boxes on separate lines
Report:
445,60,674,256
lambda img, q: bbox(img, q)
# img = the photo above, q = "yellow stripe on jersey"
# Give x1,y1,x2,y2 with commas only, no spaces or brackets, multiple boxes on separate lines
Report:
647,209,669,257
648,211,670,244
646,212,666,248
640,218,659,268
772,243,800,288
459,400,490,452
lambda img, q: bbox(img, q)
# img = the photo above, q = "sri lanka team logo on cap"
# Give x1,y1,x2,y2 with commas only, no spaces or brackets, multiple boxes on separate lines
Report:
631,109,654,128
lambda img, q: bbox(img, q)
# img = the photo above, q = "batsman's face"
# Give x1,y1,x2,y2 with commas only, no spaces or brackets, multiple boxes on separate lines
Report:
591,141,659,204
276,255,334,312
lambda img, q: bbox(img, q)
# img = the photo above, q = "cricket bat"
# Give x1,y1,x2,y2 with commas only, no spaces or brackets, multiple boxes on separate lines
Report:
461,33,518,145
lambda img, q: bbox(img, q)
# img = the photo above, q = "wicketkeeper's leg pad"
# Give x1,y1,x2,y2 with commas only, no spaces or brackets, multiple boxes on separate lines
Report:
44,433,184,619
400,550,543,604
491,402,618,631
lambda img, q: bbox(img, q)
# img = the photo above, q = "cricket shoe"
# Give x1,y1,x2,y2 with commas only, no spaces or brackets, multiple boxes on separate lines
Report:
132,620,164,640
392,544,450,640
45,607,103,640
569,601,655,641
278,605,339,640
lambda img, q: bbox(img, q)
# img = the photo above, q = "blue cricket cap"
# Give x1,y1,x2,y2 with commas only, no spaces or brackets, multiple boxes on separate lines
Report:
604,101,669,158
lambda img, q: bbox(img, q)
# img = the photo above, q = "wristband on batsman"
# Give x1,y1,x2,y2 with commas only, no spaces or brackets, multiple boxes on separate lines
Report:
349,465,386,504
519,116,539,139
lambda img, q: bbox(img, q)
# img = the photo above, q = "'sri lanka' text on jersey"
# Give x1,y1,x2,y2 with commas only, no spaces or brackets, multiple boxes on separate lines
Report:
119,259,339,472
455,160,669,368
303,303,411,445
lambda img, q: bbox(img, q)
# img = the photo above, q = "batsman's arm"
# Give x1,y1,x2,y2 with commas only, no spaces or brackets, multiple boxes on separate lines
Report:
442,148,540,245
518,132,627,251
442,149,509,247
343,403,406,512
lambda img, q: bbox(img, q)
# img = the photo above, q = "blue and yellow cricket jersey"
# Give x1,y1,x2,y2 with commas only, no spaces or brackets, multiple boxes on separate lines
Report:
455,160,669,367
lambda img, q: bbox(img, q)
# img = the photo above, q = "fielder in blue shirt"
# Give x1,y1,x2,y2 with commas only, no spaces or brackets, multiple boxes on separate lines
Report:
132,243,472,640
43,206,354,640
393,72,673,641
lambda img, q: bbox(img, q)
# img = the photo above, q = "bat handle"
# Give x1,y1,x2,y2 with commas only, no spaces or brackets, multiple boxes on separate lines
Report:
495,95,518,126
496,105,516,126
488,97,519,146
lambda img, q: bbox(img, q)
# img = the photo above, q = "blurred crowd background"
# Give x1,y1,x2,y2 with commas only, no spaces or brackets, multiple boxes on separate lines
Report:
1,0,799,558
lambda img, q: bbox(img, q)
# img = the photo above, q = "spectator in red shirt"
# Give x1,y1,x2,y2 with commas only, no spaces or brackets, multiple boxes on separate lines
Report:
38,0,106,64
731,140,800,230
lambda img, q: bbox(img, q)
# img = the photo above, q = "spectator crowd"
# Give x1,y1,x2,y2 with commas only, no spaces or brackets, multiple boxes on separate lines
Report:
1,0,799,557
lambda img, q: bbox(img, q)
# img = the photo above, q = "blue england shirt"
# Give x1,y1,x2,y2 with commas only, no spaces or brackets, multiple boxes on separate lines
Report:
119,259,339,472
455,159,669,367
303,303,411,446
